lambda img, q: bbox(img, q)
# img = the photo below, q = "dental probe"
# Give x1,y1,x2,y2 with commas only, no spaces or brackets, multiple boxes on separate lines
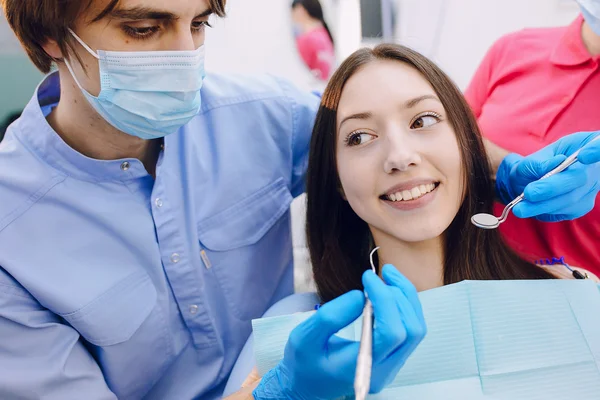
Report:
354,246,380,400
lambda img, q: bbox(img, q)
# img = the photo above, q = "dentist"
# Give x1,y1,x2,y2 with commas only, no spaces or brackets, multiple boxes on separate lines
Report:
0,0,598,399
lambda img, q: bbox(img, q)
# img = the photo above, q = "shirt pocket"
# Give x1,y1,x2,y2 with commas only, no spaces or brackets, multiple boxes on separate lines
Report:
58,270,157,347
57,270,173,398
197,177,294,320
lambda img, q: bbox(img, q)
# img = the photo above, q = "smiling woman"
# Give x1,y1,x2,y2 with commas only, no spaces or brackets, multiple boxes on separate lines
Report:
306,44,558,302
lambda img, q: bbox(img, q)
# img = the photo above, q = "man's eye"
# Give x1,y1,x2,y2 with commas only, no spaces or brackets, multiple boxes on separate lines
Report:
192,21,212,32
345,132,375,146
122,25,160,40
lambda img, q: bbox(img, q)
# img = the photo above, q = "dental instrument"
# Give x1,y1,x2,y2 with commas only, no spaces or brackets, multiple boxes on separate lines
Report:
354,246,379,400
472,135,600,229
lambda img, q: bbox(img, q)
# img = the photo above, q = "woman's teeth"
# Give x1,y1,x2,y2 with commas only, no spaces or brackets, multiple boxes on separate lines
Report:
387,183,436,202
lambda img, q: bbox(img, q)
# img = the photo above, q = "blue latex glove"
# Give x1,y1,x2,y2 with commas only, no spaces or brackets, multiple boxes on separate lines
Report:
252,265,427,400
495,131,600,222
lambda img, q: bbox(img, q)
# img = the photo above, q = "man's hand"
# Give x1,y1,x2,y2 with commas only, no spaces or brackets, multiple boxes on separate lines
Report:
252,265,427,400
495,131,600,222
483,138,511,178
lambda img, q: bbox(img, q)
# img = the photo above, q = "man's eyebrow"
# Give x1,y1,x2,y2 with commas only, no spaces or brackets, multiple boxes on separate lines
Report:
339,112,373,129
108,6,213,21
404,94,440,109
194,9,214,19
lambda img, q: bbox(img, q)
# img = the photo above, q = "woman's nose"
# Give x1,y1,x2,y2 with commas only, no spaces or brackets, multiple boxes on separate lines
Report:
383,133,421,174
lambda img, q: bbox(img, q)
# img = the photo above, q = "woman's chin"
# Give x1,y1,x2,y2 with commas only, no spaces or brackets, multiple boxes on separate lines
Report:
358,204,455,244
393,230,444,243
373,223,447,244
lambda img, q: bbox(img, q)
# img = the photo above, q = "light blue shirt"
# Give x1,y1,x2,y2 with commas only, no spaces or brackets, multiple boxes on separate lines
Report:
0,71,319,399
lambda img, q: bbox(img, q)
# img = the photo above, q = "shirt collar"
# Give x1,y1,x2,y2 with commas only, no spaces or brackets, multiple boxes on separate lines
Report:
550,15,595,67
14,72,153,183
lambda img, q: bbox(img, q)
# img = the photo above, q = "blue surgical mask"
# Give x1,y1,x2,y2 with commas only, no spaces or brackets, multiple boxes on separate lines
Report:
577,0,600,36
65,30,205,140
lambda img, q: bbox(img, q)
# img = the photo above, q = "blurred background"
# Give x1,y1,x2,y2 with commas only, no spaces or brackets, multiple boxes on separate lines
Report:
0,0,583,291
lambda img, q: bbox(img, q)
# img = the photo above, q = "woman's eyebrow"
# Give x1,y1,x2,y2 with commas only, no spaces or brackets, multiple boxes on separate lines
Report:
339,112,372,129
404,94,441,109
338,95,441,129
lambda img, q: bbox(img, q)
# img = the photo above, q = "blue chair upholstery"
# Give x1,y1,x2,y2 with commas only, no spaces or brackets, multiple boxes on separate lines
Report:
222,292,319,396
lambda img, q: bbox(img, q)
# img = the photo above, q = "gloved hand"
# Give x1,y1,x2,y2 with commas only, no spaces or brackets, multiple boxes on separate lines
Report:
495,131,600,222
252,265,427,400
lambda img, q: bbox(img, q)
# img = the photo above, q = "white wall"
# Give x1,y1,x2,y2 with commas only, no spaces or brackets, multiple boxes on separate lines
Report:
395,0,581,89
204,0,361,92
205,0,313,90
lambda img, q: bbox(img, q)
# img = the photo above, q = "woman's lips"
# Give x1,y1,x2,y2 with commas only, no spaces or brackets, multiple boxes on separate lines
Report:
381,183,440,211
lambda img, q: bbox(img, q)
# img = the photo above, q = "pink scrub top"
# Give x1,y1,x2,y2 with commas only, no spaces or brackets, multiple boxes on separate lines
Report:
465,15,600,275
296,26,335,81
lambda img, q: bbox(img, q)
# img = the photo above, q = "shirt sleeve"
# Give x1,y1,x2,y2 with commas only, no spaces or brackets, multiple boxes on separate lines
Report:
0,276,117,400
275,78,321,198
464,35,507,118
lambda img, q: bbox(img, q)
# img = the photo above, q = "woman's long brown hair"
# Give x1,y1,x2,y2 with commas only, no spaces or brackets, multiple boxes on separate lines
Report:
306,44,554,303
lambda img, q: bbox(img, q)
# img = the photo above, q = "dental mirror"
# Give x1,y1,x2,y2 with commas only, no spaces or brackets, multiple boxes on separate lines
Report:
472,135,600,230
471,194,525,230
471,213,502,229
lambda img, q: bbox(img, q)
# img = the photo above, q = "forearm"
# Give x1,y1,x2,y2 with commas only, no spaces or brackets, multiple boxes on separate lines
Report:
483,138,511,179
222,381,260,400
223,368,261,400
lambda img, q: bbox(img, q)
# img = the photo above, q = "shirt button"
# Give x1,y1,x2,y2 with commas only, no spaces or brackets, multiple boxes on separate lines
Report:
189,305,199,315
120,161,130,171
170,253,180,263
155,198,163,208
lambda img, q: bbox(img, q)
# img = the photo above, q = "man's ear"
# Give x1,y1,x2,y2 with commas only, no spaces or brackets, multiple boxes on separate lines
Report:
42,38,63,60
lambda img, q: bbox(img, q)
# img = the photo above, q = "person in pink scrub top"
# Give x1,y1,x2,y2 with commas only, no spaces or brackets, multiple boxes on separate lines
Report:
291,0,335,81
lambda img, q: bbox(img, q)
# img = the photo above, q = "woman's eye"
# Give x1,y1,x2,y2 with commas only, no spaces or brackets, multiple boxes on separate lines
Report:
411,113,441,129
346,132,375,146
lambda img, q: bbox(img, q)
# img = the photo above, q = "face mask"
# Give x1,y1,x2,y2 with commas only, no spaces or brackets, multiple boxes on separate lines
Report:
577,0,600,36
64,30,205,140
